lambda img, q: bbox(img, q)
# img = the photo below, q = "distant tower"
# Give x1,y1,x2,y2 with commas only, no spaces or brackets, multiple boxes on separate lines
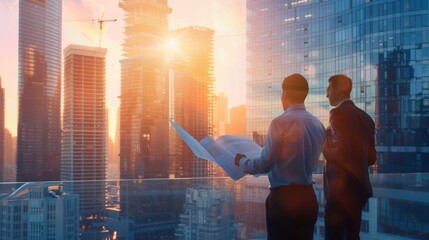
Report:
62,44,107,216
175,188,234,240
170,26,215,178
213,93,228,138
226,105,246,136
17,0,62,182
0,77,4,182
3,129,16,182
119,0,172,181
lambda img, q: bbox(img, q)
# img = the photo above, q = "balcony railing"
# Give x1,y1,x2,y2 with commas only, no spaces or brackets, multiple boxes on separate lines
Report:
0,173,428,240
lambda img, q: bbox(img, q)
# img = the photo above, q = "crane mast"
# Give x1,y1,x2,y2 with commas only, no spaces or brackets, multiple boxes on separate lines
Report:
95,18,117,47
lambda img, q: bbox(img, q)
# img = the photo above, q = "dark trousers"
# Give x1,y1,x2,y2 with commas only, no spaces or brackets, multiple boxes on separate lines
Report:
324,197,367,240
266,184,318,240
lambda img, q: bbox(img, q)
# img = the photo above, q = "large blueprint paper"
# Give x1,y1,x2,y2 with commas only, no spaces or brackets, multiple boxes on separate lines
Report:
169,119,262,180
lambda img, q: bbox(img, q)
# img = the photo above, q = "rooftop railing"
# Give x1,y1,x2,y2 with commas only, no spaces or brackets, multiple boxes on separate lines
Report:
0,173,428,240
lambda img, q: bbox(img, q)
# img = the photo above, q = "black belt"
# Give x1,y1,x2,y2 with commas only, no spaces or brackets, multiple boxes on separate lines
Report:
271,184,313,192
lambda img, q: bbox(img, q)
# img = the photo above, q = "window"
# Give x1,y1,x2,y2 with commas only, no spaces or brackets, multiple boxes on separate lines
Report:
361,220,369,232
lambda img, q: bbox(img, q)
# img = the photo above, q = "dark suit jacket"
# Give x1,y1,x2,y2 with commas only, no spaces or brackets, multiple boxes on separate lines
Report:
323,100,377,204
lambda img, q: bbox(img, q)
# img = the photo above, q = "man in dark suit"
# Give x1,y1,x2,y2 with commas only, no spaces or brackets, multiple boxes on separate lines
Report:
323,74,377,240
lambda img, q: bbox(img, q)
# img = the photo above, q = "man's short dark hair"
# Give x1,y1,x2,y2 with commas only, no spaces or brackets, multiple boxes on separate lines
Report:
328,74,353,95
282,73,309,103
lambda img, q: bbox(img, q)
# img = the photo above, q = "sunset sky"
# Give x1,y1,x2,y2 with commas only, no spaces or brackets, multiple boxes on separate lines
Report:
0,0,246,139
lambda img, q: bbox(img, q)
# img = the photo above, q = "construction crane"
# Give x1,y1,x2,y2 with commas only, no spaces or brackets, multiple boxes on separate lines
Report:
61,13,117,48
59,12,118,47
93,14,117,47
93,16,117,47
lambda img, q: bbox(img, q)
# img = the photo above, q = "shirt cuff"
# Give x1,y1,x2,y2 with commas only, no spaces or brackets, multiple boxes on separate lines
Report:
239,157,249,169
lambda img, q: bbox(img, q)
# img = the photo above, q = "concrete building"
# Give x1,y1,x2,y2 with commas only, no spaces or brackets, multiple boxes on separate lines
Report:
62,44,107,217
175,187,234,240
0,182,79,240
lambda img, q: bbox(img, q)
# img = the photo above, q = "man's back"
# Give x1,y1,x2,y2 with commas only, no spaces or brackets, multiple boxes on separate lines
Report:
323,74,377,240
246,104,325,188
236,74,323,240
325,100,376,199
271,106,325,181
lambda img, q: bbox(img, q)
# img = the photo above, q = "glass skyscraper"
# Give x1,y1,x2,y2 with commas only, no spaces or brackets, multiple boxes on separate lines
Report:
17,0,62,182
246,0,429,173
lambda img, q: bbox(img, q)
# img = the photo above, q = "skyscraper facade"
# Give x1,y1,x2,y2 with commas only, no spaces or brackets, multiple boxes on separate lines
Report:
62,44,107,215
119,0,172,180
169,26,215,178
246,0,429,173
17,0,62,182
118,2,178,238
0,78,4,182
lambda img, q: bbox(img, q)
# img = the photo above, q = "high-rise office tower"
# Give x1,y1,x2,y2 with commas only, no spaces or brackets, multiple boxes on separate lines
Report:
119,0,172,180
169,26,215,178
17,0,62,182
247,0,429,172
118,2,177,238
0,78,4,182
62,44,107,216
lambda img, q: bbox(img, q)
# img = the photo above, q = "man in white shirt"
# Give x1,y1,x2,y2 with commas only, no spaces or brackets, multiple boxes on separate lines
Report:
235,73,325,240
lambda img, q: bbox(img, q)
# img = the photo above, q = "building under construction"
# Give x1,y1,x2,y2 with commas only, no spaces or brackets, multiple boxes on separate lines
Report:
169,26,215,178
119,0,171,181
118,1,177,239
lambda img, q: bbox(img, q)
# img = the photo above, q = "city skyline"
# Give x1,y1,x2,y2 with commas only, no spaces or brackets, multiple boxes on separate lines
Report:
0,0,246,140
0,1,428,239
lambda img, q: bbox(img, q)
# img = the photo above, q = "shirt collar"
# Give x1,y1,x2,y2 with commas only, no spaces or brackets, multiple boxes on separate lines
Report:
284,103,306,113
337,98,352,107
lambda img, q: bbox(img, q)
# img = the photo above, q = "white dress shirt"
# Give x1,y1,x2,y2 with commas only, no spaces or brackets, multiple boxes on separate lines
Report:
239,104,325,188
